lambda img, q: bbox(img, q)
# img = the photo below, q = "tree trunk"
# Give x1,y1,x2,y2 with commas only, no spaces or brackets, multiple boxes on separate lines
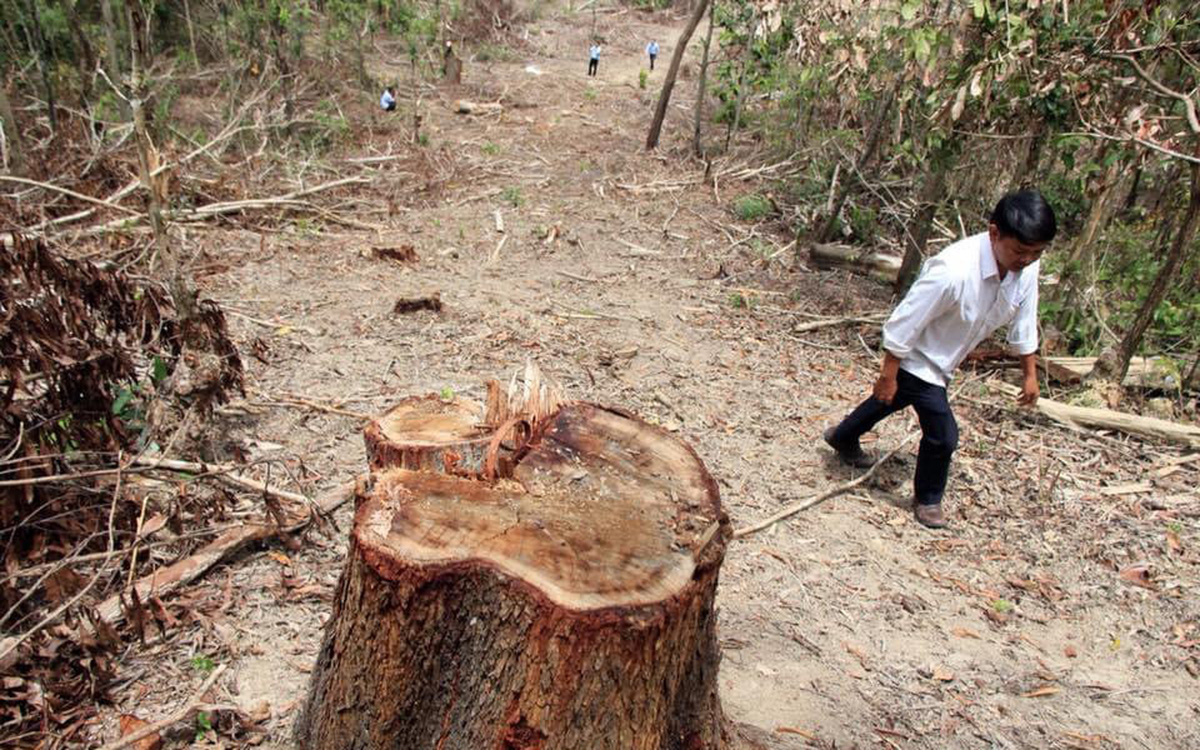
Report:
691,1,715,158
125,0,197,324
0,81,24,175
1012,116,1045,190
62,0,97,107
646,0,710,150
363,394,501,475
99,0,129,119
894,144,955,294
296,401,732,750
183,0,200,68
819,85,896,243
18,0,56,133
1094,159,1200,385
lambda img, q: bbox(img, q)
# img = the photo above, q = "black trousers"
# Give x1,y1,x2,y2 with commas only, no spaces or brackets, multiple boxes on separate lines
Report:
384,101,396,112
829,369,958,506
649,54,656,70
588,59,598,76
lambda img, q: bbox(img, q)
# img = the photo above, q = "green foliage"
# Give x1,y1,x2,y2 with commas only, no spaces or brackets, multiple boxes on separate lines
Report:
476,43,518,63
439,386,455,401
583,87,598,102
480,142,501,156
191,654,216,674
194,710,213,742
733,194,771,221
501,186,524,207
639,69,648,90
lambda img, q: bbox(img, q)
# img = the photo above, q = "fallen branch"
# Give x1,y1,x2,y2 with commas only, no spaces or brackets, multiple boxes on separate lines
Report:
393,293,443,314
99,664,227,750
94,478,356,627
791,315,886,333
990,381,1200,449
733,431,920,538
0,175,141,216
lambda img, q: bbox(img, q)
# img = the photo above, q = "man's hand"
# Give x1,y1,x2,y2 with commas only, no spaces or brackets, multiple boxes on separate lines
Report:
1017,353,1039,407
1017,375,1039,407
873,375,898,404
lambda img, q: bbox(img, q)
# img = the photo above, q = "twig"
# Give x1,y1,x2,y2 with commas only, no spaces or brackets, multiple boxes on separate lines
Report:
733,431,921,538
99,664,228,750
0,175,141,215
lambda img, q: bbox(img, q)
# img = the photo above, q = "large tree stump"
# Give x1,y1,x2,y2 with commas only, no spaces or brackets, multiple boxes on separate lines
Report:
296,402,731,749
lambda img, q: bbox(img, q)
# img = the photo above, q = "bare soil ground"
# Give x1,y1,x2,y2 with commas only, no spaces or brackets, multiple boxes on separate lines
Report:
94,5,1198,748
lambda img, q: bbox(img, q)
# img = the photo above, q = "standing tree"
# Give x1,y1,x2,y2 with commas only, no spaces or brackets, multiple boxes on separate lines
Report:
646,0,711,150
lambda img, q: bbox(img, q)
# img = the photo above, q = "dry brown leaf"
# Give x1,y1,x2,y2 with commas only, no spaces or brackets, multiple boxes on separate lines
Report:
1118,563,1158,590
1064,645,1078,658
1166,530,1183,554
1022,685,1060,698
118,714,163,750
951,626,981,639
267,551,293,566
932,666,955,682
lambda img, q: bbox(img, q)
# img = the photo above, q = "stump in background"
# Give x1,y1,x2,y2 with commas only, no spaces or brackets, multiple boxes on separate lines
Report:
296,401,731,750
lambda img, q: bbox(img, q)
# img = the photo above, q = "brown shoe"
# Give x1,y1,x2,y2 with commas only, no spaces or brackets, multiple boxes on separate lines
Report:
822,427,876,469
914,503,947,529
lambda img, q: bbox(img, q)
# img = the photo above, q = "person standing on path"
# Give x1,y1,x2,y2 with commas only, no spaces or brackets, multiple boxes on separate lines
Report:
646,39,660,70
823,190,1057,529
588,43,601,77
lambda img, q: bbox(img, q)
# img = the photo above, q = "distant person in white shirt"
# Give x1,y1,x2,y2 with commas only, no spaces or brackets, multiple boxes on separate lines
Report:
824,190,1057,529
588,43,601,77
380,86,396,112
646,39,660,70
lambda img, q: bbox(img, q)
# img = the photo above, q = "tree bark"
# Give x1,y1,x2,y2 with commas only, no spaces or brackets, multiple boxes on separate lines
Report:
691,1,715,158
18,0,56,133
894,144,955,294
646,0,710,150
1094,159,1200,384
297,402,732,750
363,394,499,475
183,0,200,68
819,85,896,243
0,80,24,174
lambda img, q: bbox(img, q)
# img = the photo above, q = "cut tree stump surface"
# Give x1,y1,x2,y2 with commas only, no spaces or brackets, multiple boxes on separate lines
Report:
363,394,493,473
362,403,723,609
297,402,731,749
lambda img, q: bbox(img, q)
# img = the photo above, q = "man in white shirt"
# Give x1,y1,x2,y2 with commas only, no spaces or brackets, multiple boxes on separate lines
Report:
824,190,1057,528
646,40,660,70
380,87,396,112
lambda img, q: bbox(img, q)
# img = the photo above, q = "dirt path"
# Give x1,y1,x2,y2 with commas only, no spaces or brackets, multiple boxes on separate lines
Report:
99,5,1199,749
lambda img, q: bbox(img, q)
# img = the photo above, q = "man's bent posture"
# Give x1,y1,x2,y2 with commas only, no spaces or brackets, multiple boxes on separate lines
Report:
825,190,1057,529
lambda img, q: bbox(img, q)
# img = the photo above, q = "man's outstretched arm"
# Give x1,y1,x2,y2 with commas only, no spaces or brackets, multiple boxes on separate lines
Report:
1018,352,1039,406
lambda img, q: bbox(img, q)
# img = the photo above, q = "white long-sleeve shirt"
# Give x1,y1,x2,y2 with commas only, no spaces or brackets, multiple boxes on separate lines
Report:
882,231,1039,388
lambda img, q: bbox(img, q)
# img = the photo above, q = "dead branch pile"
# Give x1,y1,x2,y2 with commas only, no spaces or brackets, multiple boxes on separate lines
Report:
0,235,245,745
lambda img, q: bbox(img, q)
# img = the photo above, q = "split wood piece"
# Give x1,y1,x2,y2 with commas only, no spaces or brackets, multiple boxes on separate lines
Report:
1045,355,1187,389
454,99,503,115
392,292,442,314
990,381,1200,449
369,245,418,263
296,403,731,750
94,481,355,627
791,314,885,334
363,395,495,475
808,242,901,283
964,348,1084,385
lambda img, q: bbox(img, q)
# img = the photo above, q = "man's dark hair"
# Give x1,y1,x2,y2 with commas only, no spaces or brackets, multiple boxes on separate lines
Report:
991,190,1057,244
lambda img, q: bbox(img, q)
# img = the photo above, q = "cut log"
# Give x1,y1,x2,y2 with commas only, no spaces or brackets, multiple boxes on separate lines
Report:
991,381,1200,449
808,242,901,283
296,402,731,749
454,99,502,115
363,395,493,475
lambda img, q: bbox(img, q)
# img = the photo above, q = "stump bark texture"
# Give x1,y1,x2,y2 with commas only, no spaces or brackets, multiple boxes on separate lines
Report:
296,402,731,750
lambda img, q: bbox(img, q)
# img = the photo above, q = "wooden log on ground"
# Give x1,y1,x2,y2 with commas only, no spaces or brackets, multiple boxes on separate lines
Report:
991,382,1200,449
363,395,493,475
296,402,731,749
808,242,901,283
